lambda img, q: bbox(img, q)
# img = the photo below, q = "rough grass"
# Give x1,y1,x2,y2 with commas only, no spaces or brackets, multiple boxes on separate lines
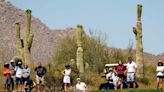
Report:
90,89,163,92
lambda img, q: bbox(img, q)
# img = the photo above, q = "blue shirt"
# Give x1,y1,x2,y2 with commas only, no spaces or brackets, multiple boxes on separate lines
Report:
23,68,30,78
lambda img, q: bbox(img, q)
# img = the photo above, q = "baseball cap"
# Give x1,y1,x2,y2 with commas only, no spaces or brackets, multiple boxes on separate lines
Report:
76,78,81,81
10,60,14,63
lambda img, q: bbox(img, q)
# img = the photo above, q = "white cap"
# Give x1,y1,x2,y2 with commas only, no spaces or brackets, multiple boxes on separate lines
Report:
10,60,14,63
76,78,81,81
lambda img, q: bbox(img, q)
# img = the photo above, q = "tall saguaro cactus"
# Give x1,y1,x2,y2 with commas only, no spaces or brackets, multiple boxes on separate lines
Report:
15,9,33,66
24,9,33,66
133,4,144,78
76,25,84,73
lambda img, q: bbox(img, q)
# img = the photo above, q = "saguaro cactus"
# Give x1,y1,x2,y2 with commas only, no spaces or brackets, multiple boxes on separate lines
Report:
16,22,23,60
15,9,33,66
133,4,144,78
24,9,33,66
76,25,84,73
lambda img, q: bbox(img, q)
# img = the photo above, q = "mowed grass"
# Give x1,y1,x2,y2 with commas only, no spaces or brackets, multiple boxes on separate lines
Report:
90,89,163,92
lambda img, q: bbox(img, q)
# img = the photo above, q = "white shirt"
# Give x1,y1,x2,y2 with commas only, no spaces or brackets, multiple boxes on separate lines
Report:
106,72,112,80
64,69,71,76
15,66,23,78
76,82,86,91
127,61,137,73
109,73,120,87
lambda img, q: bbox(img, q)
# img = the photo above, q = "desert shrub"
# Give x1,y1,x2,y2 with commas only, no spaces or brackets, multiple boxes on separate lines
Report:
138,77,149,85
47,30,133,90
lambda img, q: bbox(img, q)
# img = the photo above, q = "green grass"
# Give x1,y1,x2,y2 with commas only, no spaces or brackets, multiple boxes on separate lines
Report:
90,89,163,92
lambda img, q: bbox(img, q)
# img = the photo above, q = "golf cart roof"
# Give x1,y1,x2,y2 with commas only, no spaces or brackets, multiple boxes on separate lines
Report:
105,64,127,67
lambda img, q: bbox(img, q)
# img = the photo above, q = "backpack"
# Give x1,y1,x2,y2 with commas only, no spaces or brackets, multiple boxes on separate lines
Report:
36,67,45,76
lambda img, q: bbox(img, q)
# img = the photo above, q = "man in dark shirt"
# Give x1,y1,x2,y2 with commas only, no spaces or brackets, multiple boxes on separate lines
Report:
34,62,46,92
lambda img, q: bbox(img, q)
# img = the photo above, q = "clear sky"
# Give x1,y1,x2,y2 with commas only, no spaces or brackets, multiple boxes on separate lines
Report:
8,0,164,55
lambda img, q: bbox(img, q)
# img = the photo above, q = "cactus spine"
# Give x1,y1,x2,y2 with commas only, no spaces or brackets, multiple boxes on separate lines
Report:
76,25,84,73
15,9,33,66
24,9,33,66
133,4,144,78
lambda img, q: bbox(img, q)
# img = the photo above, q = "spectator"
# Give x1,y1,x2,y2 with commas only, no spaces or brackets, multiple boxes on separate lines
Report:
23,64,30,83
76,78,87,92
9,60,15,91
24,77,36,92
126,57,137,88
2,63,12,91
62,65,71,91
35,62,46,92
156,59,164,90
15,60,23,91
114,60,126,90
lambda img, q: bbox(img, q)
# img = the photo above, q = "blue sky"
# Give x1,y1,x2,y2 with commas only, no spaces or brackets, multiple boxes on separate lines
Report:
8,0,164,55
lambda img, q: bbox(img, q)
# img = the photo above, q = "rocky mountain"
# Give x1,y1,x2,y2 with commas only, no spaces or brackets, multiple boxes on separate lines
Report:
0,0,75,64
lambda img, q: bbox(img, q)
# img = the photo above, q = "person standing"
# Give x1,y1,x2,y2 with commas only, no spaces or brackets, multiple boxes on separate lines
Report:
126,57,137,88
35,62,46,92
76,78,87,92
2,63,12,91
62,65,71,91
15,61,23,91
114,60,126,90
23,64,30,83
156,59,164,90
9,60,15,91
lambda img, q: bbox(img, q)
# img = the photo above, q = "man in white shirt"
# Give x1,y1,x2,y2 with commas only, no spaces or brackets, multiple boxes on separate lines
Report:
126,57,137,88
15,61,23,91
76,78,87,92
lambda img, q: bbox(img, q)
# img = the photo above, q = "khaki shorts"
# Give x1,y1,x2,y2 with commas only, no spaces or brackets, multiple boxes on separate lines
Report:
36,75,44,85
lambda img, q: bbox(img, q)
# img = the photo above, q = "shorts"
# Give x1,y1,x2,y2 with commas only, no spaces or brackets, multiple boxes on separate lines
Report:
36,75,44,85
63,75,70,83
157,76,164,78
127,73,135,82
15,77,23,84
4,77,13,85
23,77,29,83
117,74,125,78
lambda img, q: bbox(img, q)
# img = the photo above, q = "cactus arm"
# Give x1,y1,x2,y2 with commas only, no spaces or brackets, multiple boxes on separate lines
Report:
16,22,23,60
133,27,137,36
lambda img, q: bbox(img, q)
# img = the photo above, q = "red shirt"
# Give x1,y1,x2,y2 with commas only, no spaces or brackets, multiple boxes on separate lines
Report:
2,68,11,78
115,65,126,74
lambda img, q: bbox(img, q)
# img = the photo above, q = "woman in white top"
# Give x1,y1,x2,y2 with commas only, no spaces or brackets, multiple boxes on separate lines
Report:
62,65,71,91
156,60,164,90
76,78,87,92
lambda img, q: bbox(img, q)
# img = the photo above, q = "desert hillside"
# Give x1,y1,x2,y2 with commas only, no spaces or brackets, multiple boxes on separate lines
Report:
0,0,76,64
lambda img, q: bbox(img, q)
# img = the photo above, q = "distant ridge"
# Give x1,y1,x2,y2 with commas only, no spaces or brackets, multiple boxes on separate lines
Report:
0,0,75,64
